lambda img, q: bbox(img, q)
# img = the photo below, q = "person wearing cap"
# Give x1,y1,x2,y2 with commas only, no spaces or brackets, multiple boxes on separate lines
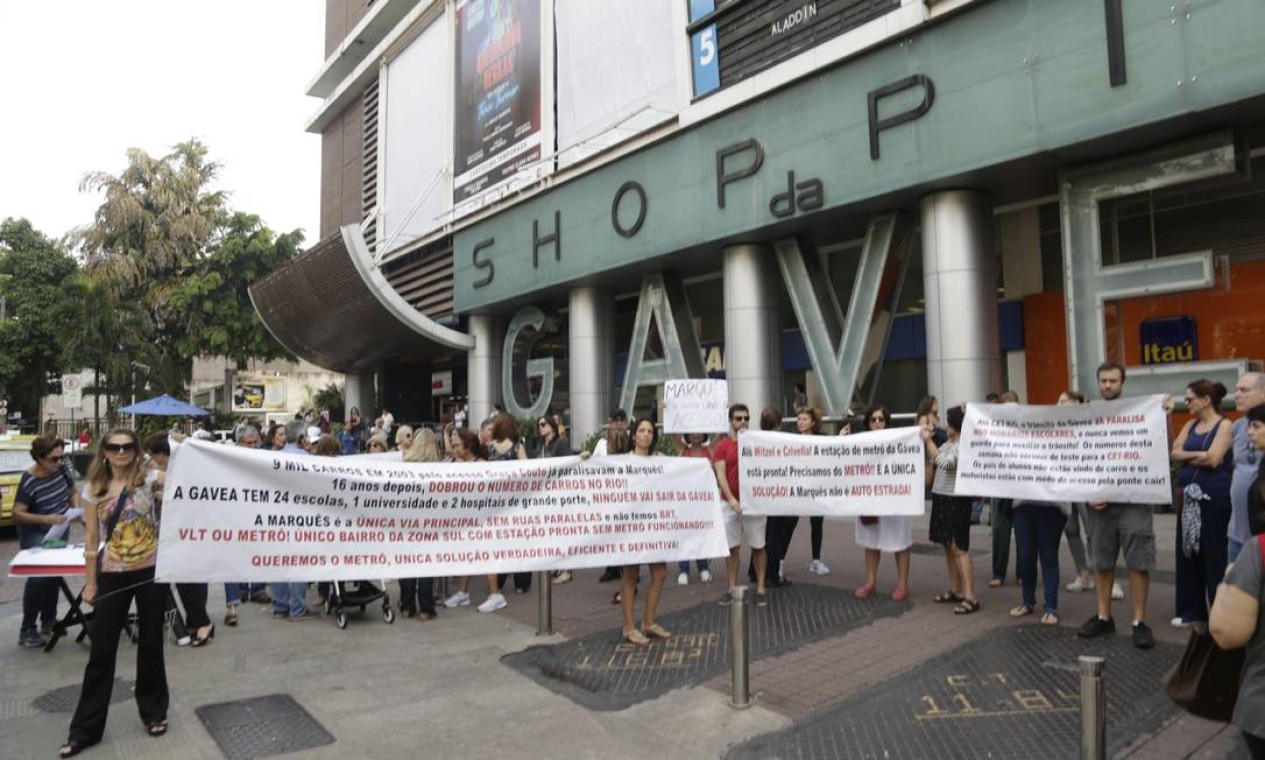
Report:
592,408,629,456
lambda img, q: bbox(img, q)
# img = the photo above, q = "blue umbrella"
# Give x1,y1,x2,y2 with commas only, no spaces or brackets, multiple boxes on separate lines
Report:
118,394,212,417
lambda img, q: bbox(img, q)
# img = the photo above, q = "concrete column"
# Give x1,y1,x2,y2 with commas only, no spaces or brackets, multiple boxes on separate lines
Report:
723,244,782,414
921,190,1001,406
468,315,504,424
343,373,376,421
569,287,614,450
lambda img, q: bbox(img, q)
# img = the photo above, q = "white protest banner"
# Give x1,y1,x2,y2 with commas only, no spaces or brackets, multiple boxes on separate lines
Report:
956,395,1171,503
663,379,730,434
737,428,925,516
155,441,728,582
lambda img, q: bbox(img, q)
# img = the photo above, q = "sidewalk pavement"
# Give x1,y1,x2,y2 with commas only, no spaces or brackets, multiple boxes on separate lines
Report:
0,508,1249,759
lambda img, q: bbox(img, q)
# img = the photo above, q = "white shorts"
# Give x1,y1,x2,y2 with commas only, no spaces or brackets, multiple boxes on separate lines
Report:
725,510,768,550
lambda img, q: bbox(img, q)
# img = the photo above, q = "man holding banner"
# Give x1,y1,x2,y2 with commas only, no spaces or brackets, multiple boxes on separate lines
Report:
1077,362,1167,649
712,404,767,606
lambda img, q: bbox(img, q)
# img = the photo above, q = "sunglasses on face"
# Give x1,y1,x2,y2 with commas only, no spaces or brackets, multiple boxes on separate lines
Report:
104,443,136,454
538,421,549,427
732,415,749,422
869,416,887,423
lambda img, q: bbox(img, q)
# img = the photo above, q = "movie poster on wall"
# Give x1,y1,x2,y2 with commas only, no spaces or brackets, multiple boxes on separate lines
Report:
453,0,542,201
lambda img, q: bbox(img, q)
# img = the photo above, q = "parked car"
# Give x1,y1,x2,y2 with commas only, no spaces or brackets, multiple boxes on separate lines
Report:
0,438,36,529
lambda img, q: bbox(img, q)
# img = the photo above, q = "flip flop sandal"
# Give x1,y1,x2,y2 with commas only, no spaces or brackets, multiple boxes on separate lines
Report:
1009,604,1034,618
1041,612,1060,626
623,629,650,646
643,623,672,640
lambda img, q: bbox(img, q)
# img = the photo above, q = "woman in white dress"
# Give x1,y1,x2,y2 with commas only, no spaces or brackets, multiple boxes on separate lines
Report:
852,404,913,600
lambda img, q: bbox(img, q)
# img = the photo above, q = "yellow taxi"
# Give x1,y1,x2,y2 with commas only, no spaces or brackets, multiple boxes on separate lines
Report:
0,436,35,529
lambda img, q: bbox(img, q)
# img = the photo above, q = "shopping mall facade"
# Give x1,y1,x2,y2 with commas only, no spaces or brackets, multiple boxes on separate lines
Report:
253,0,1265,444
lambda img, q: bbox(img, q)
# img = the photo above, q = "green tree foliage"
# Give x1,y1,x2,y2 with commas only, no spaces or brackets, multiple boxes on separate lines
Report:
71,140,300,396
59,273,155,421
0,218,78,414
166,212,302,368
75,140,229,395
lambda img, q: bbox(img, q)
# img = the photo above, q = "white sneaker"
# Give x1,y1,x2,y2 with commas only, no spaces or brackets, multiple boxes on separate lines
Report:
1170,616,1195,628
552,571,573,585
1111,582,1124,600
809,559,831,576
1066,576,1089,592
699,569,712,583
444,590,471,608
677,572,689,586
477,593,507,613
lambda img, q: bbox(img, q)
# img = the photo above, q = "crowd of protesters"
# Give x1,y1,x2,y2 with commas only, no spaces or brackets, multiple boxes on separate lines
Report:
12,364,1265,756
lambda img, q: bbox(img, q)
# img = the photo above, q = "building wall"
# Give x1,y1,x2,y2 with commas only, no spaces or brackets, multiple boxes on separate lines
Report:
320,96,366,239
1024,260,1265,405
325,0,376,58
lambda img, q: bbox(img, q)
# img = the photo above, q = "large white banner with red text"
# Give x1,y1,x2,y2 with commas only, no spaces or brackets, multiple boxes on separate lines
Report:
737,428,925,516
155,442,728,582
955,396,1171,503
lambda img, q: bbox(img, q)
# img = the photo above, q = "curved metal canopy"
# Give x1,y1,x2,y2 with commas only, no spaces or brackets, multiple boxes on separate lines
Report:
250,225,473,373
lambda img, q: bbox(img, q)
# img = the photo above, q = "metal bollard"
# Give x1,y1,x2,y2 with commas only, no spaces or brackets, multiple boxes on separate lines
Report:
536,571,553,636
730,585,751,708
1079,656,1105,760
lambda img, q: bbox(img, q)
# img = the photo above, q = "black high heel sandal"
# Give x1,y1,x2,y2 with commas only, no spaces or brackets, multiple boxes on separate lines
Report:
59,738,98,757
190,623,215,648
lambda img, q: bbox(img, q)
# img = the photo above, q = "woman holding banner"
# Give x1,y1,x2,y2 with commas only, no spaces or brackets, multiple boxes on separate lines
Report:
853,405,912,600
400,429,441,620
61,430,168,757
443,428,507,612
767,407,829,584
1170,379,1234,628
618,417,672,646
928,407,980,614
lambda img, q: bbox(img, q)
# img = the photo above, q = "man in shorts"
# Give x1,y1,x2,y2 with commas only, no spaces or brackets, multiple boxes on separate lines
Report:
712,404,768,607
1078,361,1168,649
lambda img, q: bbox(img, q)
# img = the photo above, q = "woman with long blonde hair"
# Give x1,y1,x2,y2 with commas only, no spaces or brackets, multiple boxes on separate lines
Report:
400,429,441,619
61,429,169,757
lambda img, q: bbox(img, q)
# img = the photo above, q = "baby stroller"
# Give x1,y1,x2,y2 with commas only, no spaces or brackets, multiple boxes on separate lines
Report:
323,580,395,629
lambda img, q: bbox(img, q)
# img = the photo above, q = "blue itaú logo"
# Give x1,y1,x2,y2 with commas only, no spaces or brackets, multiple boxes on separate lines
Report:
1140,316,1197,365
689,0,720,98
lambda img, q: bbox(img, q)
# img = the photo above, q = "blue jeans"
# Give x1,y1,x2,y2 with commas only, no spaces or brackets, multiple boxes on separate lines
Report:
677,559,710,574
1228,537,1245,563
1013,504,1067,613
270,583,309,618
223,583,267,608
19,527,58,633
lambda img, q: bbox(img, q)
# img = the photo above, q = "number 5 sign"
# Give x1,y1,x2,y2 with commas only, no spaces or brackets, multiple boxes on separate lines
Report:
689,0,720,98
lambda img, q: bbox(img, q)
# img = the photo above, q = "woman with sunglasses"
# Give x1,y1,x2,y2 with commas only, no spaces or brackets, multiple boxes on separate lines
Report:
365,434,390,454
14,435,79,649
1170,379,1234,628
61,429,168,757
853,405,912,600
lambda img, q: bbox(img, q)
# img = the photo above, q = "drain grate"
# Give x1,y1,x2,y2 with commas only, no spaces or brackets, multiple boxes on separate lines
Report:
33,679,133,713
504,582,908,711
726,625,1183,759
196,694,333,760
